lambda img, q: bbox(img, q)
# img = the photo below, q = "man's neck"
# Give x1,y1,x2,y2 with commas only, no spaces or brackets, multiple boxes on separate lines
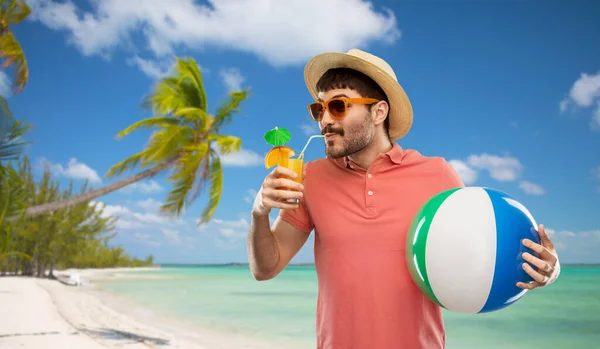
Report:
347,135,393,170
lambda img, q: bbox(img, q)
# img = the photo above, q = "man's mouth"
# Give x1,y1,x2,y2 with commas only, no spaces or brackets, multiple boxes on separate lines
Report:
325,133,337,140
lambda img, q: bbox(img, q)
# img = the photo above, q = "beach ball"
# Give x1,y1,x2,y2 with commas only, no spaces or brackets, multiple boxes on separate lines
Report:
405,187,541,314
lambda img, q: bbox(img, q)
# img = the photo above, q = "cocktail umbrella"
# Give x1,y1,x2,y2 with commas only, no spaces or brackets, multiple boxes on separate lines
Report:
264,126,291,146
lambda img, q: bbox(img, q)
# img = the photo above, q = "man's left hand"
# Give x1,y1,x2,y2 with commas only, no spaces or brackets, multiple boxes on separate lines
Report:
517,224,560,290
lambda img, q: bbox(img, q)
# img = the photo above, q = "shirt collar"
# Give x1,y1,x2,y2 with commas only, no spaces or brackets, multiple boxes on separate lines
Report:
333,142,404,170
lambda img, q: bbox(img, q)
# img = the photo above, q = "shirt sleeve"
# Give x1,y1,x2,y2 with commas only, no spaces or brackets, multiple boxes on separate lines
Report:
278,161,315,234
440,159,465,190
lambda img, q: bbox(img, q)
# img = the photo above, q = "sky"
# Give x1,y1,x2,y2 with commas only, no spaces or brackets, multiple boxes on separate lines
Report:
5,0,600,264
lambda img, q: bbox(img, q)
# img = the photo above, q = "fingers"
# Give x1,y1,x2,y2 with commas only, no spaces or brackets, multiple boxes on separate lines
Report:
268,177,304,192
522,238,558,265
538,224,555,250
521,262,549,284
270,165,299,180
262,198,300,210
516,281,541,290
260,166,305,211
521,252,554,275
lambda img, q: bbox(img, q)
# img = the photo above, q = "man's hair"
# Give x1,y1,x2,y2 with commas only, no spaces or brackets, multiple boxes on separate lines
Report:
315,68,390,134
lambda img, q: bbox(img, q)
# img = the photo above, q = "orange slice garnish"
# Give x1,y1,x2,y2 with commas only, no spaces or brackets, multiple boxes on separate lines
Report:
264,146,296,169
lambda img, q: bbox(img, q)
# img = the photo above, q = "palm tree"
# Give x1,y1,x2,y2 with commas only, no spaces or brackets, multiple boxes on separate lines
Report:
18,57,250,224
0,0,31,94
0,95,30,163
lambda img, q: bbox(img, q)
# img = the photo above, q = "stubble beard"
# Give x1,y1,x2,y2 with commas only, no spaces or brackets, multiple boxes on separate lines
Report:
325,113,373,159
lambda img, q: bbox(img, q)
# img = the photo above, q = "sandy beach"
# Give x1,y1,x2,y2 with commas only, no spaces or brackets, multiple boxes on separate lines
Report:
0,268,284,349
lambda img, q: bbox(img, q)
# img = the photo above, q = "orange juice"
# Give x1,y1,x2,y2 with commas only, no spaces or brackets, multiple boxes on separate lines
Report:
280,157,303,203
284,158,304,184
263,134,323,204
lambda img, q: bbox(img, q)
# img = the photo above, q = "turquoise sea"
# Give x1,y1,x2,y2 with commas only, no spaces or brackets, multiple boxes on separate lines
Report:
93,265,600,348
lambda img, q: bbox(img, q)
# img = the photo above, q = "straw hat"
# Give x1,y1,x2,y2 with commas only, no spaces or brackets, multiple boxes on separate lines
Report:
304,48,413,140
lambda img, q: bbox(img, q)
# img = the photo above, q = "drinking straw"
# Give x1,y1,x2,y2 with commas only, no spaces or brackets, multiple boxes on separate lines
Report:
297,135,325,160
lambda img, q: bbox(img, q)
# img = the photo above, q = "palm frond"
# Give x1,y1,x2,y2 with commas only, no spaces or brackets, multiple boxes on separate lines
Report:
160,143,208,216
210,88,250,133
142,77,185,114
173,107,208,127
142,57,208,117
0,31,27,94
209,134,241,155
144,125,191,164
198,151,223,225
1,0,31,25
0,97,31,162
173,57,207,112
114,116,181,140
0,164,25,224
105,149,150,178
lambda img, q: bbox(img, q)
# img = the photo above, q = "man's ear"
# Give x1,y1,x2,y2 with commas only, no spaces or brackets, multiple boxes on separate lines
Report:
371,101,389,126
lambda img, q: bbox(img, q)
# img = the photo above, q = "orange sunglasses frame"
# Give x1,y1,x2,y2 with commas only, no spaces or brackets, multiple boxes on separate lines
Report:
307,97,380,122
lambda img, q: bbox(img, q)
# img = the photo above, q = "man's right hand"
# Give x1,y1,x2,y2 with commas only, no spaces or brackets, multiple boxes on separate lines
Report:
252,165,305,217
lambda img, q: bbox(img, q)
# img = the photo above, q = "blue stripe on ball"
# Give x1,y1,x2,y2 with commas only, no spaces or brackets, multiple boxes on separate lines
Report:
479,188,540,313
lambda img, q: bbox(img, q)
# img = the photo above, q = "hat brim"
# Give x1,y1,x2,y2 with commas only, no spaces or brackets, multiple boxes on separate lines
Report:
304,52,413,141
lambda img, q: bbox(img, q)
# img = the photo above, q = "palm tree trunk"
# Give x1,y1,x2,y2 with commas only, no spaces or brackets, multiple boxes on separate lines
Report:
8,157,178,220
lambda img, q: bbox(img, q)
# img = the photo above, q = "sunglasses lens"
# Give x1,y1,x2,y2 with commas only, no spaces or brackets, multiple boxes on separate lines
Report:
328,99,346,118
309,103,324,121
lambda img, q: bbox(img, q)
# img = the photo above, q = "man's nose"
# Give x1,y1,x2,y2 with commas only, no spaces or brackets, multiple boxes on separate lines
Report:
320,108,335,129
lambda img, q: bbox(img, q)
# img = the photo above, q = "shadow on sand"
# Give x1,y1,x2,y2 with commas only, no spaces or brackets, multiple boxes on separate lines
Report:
0,331,78,338
78,327,170,346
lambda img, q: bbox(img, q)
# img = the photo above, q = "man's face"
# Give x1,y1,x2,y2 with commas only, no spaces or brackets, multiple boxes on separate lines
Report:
316,88,374,159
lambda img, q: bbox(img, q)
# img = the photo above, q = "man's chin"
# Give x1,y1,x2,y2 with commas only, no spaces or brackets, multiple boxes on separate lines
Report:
325,146,346,159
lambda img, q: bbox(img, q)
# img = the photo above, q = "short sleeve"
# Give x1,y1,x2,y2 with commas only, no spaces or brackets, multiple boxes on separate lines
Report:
440,159,465,190
279,197,313,233
278,161,315,234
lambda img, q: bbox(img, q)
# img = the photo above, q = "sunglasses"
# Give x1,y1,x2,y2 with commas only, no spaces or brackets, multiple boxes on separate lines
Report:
307,97,380,122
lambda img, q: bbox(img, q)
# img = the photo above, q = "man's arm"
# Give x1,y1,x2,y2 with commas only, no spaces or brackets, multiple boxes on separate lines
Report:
247,163,314,281
247,212,311,281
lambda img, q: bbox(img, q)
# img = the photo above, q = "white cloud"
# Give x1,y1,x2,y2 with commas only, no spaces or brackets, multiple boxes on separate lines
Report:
466,153,522,182
220,148,262,167
90,201,145,230
220,68,244,91
545,227,600,263
95,202,131,218
518,181,545,196
126,56,174,79
243,188,258,204
449,159,478,185
126,55,208,79
449,153,544,196
116,219,145,230
591,102,600,130
27,0,399,67
592,166,600,180
560,71,600,130
119,180,163,194
592,166,600,192
0,71,11,96
562,72,600,108
299,123,318,136
92,200,184,230
135,198,163,211
160,228,182,245
91,199,254,252
38,157,102,183
133,232,161,247
211,217,250,243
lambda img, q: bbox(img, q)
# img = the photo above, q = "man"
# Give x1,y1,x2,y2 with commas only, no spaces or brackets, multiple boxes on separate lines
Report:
247,49,560,349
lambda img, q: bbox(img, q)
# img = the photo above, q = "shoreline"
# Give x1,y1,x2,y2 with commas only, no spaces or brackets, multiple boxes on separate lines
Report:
0,268,297,349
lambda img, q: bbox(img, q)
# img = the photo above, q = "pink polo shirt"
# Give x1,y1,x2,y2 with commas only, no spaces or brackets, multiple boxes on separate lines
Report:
279,143,464,349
